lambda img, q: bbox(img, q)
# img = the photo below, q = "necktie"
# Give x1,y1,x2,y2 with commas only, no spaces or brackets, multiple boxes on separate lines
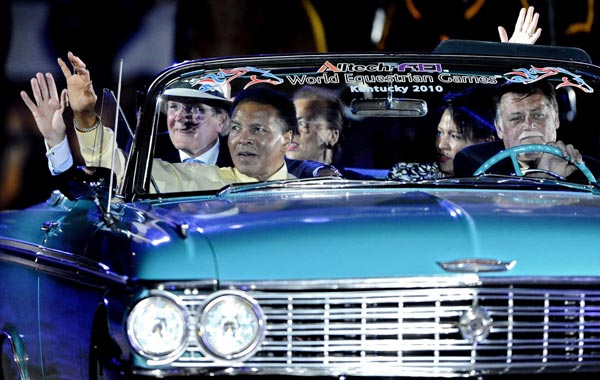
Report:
183,158,204,164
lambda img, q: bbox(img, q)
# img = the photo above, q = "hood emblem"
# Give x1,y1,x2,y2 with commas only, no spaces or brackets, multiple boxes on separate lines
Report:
437,258,516,273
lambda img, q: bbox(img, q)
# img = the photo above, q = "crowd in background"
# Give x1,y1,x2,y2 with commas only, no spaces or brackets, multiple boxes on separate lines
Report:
1,0,599,210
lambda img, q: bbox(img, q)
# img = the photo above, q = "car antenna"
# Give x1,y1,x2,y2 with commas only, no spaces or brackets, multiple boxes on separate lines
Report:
107,58,124,212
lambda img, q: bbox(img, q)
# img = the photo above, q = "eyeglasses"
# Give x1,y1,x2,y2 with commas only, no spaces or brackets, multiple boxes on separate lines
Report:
167,101,214,115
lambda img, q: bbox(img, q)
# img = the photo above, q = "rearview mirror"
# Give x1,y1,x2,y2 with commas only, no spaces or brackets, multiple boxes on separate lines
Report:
350,98,428,117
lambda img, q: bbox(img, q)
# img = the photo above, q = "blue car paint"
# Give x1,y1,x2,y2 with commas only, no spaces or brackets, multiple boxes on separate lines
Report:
103,188,600,281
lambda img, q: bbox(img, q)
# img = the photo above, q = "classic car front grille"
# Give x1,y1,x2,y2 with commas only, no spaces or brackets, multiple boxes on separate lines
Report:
171,282,600,377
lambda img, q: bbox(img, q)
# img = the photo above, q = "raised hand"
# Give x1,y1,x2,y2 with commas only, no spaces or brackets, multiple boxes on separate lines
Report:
20,72,68,148
58,51,98,118
498,6,542,44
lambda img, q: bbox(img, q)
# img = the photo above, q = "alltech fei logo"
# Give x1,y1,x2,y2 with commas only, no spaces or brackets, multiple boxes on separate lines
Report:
316,61,443,73
286,61,443,87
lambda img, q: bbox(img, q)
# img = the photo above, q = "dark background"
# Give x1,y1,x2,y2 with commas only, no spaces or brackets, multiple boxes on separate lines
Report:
2,0,598,210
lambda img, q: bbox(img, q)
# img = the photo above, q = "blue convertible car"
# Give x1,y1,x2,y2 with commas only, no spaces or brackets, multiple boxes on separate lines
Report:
2,41,600,379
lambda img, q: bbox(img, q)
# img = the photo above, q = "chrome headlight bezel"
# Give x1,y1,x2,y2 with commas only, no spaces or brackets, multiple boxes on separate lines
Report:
126,291,189,363
197,290,266,361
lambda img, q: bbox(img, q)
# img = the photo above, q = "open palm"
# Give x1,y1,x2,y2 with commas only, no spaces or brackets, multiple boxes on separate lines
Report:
20,72,68,147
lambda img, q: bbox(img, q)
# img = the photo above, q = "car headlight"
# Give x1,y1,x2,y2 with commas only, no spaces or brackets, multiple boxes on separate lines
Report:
127,292,188,363
198,291,265,360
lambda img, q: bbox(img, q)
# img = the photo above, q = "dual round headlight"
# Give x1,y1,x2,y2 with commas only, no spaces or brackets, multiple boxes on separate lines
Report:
126,292,188,363
127,290,265,364
198,290,266,360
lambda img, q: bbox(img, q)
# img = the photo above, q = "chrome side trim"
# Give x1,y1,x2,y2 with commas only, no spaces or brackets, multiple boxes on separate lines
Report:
0,238,127,286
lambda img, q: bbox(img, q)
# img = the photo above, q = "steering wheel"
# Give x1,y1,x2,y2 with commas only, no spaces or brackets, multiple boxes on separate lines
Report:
473,144,598,184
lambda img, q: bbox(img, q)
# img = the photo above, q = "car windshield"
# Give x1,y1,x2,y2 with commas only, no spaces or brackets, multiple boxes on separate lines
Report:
99,45,600,198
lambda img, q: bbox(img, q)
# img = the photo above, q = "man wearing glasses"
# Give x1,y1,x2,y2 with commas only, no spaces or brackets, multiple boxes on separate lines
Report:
158,86,233,167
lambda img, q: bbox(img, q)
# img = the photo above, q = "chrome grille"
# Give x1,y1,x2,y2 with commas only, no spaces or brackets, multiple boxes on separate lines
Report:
170,281,600,377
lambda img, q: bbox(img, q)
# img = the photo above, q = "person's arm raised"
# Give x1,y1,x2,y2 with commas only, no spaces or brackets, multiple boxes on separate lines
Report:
20,72,68,147
58,51,99,131
498,6,542,44
20,72,74,174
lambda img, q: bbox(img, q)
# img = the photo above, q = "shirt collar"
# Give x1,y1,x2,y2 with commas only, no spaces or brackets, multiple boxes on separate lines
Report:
179,138,220,165
233,163,289,182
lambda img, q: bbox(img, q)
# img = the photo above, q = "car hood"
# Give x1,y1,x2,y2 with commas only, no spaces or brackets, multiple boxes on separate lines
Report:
121,188,600,281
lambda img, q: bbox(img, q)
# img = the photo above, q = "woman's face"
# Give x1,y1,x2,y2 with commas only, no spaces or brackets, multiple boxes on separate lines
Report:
435,108,486,176
287,98,339,164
